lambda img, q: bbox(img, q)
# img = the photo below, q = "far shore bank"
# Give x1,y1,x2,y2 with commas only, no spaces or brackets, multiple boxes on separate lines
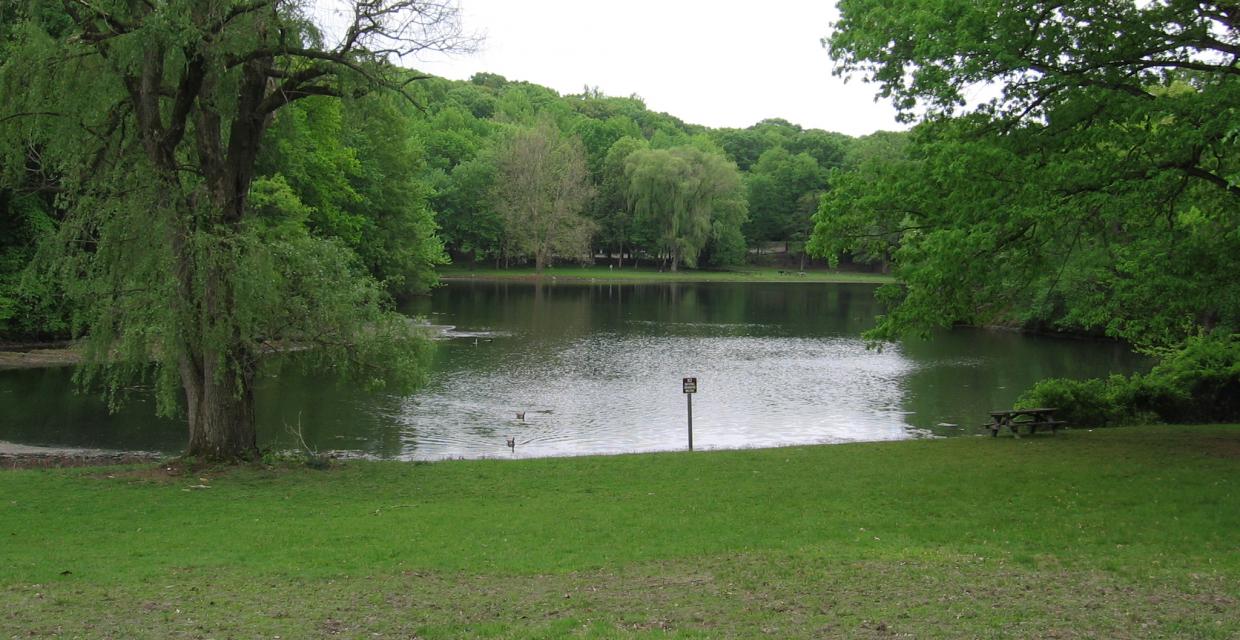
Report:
0,344,81,370
438,264,894,284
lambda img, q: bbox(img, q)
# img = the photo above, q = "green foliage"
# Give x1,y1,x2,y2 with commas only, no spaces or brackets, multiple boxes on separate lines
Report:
0,189,64,340
1017,376,1147,428
409,80,863,268
1019,334,1240,426
570,115,642,179
625,146,748,270
0,0,467,458
1143,333,1240,422
339,95,447,295
254,92,455,296
431,155,503,264
816,1,1240,348
702,185,750,267
589,135,649,257
444,84,498,120
492,121,596,270
438,264,892,284
744,147,825,244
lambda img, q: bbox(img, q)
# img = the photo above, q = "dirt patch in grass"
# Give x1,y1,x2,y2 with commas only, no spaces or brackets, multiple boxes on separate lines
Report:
94,459,217,482
4,554,1236,638
93,457,341,483
1199,436,1240,459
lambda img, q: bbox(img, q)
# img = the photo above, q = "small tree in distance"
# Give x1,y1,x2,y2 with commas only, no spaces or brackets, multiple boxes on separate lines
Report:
625,147,747,272
493,121,597,272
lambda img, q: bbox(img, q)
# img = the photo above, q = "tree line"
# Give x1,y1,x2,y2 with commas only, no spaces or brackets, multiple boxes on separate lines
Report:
2,61,907,342
413,76,882,274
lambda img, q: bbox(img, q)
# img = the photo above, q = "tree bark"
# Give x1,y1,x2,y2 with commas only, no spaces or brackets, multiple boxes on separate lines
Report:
185,348,257,460
181,253,260,461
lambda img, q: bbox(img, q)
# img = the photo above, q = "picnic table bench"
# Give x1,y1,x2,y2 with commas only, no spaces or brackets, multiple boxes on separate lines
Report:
986,407,1066,437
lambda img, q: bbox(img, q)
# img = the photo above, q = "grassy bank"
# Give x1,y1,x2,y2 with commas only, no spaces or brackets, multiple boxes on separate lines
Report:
3,425,1238,638
439,264,894,284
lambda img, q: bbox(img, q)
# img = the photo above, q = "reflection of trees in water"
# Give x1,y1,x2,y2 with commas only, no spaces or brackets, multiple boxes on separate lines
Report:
471,281,887,338
0,367,182,451
453,281,882,336
250,358,413,458
898,331,1149,429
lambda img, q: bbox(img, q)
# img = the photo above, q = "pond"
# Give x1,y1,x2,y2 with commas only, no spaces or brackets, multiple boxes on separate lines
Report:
0,280,1147,459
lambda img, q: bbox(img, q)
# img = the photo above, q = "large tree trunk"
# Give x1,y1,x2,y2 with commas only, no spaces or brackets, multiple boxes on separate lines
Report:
179,260,260,461
184,351,257,460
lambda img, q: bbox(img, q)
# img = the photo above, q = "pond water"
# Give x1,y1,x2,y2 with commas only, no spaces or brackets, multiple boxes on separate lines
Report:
0,281,1147,459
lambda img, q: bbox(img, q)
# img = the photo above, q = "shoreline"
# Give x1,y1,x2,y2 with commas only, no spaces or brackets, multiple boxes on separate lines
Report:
0,440,162,470
0,343,82,370
437,265,893,285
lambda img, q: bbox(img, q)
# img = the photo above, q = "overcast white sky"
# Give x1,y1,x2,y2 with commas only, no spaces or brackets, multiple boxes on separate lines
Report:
407,0,907,137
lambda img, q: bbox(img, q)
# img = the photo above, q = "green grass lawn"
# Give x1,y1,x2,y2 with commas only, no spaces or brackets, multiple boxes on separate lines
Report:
3,425,1238,638
438,264,894,285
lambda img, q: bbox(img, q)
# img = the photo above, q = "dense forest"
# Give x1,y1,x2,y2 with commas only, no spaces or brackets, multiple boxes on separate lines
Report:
1,66,896,342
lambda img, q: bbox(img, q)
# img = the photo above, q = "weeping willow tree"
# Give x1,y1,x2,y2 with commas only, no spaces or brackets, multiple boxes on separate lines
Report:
624,146,747,271
0,1,473,460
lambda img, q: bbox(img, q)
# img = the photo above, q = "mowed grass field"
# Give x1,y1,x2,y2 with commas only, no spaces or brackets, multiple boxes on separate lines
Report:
438,265,893,285
2,424,1237,638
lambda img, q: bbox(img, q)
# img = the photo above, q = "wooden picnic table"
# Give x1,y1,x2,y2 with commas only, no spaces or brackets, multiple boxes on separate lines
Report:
986,407,1065,437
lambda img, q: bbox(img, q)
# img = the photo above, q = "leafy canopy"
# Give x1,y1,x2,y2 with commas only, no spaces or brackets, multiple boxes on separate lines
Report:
814,0,1240,347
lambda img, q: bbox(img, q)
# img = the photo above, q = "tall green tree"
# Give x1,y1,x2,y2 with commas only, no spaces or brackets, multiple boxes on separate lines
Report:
592,135,649,266
0,188,62,339
341,95,448,296
0,1,471,459
625,147,748,271
492,121,596,272
814,0,1240,347
432,153,503,265
744,147,825,245
254,95,446,296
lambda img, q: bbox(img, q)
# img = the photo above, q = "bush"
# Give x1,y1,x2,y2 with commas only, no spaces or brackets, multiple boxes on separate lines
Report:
1018,333,1240,427
1017,376,1137,427
1145,334,1240,422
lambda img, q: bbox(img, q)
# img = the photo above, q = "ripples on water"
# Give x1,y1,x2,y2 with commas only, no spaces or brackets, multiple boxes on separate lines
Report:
389,329,916,460
0,281,1148,458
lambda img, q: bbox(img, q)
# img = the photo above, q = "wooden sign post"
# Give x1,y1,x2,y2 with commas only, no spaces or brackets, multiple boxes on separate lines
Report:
682,377,697,451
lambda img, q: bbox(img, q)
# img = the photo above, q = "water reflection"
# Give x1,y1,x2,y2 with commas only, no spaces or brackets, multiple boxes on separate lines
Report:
0,281,1148,458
